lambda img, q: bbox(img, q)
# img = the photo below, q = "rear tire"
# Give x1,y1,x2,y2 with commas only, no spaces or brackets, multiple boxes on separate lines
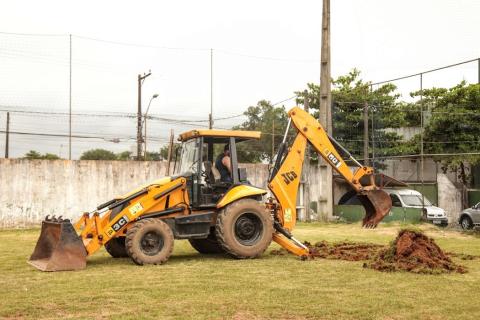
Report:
125,218,174,265
105,237,128,258
215,199,273,259
189,228,225,254
460,216,473,230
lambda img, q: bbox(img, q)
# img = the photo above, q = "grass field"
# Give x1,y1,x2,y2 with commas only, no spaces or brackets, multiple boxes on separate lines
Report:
1,223,479,320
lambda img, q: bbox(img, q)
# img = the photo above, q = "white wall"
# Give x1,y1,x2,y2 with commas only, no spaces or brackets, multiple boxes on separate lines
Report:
0,158,464,227
0,159,167,227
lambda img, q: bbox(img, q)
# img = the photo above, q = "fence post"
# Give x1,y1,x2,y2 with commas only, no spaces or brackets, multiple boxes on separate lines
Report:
69,34,72,160
5,112,10,158
302,91,311,221
420,73,425,210
363,101,369,165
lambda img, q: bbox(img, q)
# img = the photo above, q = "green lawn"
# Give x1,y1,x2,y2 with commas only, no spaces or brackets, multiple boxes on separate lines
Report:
1,223,479,320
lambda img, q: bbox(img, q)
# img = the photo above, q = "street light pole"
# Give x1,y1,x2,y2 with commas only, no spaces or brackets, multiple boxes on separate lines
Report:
144,93,159,159
137,71,152,160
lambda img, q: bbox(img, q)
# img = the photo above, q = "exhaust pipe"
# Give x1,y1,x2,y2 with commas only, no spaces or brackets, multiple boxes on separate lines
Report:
28,216,87,271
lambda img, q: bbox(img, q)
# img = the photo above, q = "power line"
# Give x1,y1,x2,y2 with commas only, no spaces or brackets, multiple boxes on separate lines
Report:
371,58,479,86
0,31,321,64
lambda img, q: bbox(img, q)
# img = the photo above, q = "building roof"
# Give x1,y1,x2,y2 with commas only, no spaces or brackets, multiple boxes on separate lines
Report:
178,129,261,142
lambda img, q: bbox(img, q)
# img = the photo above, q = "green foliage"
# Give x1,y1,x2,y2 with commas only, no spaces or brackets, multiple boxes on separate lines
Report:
80,149,117,160
159,144,181,161
116,151,132,161
410,82,480,184
233,100,289,163
145,151,161,161
295,69,409,164
23,150,61,160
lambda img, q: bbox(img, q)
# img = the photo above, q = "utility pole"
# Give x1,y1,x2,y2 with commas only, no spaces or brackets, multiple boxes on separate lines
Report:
318,0,333,220
69,34,72,160
5,112,10,158
137,71,152,160
166,129,174,175
209,48,213,129
363,102,369,165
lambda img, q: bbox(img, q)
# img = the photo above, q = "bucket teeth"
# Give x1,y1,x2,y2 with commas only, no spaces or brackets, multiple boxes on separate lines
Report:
45,215,51,221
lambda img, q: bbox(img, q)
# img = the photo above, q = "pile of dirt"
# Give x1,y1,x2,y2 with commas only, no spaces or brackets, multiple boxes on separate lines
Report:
367,229,467,274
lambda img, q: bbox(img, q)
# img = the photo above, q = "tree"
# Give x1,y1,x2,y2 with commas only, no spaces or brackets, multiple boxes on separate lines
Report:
410,82,480,186
42,153,61,160
159,144,180,161
24,150,61,160
80,149,117,160
116,151,132,161
233,100,289,163
24,150,42,159
295,69,411,165
145,151,161,161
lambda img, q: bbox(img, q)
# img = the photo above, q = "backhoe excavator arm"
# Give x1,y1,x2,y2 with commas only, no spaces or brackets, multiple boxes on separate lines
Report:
268,107,392,257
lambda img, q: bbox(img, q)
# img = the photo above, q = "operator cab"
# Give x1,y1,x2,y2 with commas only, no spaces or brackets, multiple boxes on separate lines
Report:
174,129,261,208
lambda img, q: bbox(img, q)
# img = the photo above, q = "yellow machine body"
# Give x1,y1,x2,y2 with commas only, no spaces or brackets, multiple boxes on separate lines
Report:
216,185,267,209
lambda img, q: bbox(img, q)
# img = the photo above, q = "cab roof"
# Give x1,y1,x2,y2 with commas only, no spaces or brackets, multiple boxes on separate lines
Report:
178,129,261,142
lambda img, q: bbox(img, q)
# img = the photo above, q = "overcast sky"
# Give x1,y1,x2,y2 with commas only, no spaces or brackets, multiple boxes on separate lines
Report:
0,0,479,158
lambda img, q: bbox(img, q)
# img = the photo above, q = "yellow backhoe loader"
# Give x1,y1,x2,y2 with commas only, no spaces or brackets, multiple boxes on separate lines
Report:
28,106,391,271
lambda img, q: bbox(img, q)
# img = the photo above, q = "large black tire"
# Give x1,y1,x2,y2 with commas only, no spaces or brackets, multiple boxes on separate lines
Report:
215,198,273,259
460,216,473,230
125,218,174,265
189,228,225,254
105,237,128,258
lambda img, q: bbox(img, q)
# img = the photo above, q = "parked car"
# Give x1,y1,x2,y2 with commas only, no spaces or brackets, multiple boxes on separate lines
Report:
338,188,448,226
385,188,448,226
459,202,480,230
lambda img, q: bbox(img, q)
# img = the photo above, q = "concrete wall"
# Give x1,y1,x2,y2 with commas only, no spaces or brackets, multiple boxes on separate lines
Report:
380,158,437,182
437,173,463,223
0,159,334,227
0,158,464,227
0,159,167,227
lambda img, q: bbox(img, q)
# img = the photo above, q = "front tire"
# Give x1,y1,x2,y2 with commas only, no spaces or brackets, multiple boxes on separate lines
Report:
125,218,174,265
460,216,473,230
215,199,273,259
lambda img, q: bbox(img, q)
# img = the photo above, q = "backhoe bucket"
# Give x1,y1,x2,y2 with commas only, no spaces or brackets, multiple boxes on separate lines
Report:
28,217,87,271
359,190,392,228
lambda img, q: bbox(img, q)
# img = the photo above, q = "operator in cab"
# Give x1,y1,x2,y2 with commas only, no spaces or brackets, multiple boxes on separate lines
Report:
215,144,232,183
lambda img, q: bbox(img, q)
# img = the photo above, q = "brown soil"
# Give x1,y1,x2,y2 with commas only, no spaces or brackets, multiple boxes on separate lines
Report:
367,229,467,274
271,241,384,261
306,241,384,261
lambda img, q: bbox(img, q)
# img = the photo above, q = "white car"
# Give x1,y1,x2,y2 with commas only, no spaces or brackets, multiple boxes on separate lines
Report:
385,188,448,226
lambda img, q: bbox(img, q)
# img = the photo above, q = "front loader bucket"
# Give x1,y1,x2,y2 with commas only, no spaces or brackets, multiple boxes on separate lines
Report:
358,190,392,228
28,217,87,271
